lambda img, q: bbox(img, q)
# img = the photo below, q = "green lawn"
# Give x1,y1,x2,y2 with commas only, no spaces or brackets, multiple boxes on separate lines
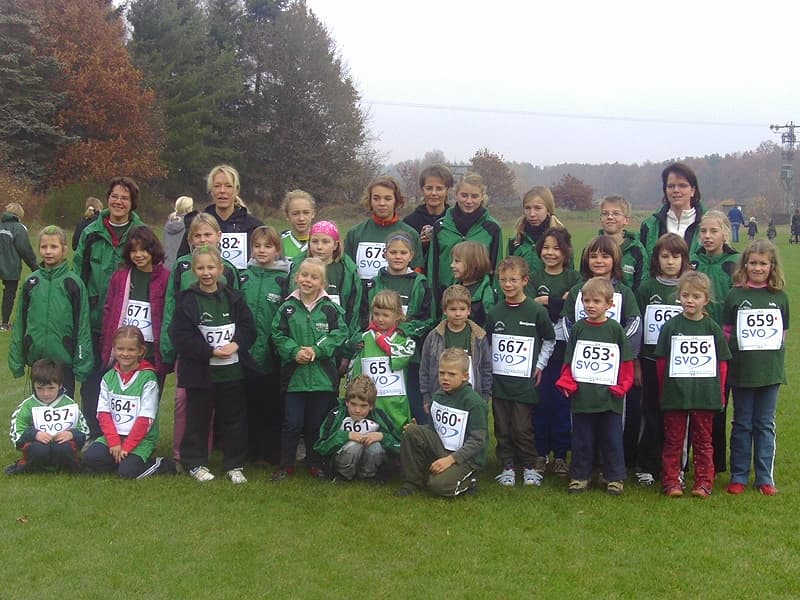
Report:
1,214,797,598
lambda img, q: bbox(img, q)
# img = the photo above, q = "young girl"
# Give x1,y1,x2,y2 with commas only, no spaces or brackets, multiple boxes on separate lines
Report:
281,189,316,263
169,246,256,483
240,226,291,464
527,228,581,476
349,290,416,432
654,271,731,498
101,227,169,389
429,172,503,301
8,226,93,398
161,213,240,463
509,186,568,274
690,210,738,474
83,326,172,478
723,240,788,496
163,195,194,269
271,258,348,481
343,176,423,281
450,241,497,328
364,232,434,423
635,233,690,484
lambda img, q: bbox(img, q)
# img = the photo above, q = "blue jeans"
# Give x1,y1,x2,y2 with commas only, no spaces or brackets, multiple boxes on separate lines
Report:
281,391,334,469
730,385,779,486
731,223,740,242
570,411,626,482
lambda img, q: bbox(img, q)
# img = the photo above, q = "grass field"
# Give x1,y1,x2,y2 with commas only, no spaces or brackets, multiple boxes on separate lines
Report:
1,212,798,599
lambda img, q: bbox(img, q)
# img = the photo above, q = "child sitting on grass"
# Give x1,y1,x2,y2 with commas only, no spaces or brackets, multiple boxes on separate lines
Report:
395,348,488,498
315,375,402,483
6,359,89,474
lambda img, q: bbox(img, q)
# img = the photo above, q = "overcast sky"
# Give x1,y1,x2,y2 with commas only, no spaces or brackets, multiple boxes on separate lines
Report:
305,0,800,167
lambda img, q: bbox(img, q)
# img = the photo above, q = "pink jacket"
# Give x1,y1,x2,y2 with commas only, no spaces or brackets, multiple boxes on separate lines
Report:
100,264,169,374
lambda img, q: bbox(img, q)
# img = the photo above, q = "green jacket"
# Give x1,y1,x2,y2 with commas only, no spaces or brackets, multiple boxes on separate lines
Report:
8,261,94,380
690,245,738,324
73,209,145,332
290,253,362,334
271,294,348,393
639,202,705,265
0,213,37,280
598,229,647,291
238,259,291,374
426,383,489,469
314,401,402,456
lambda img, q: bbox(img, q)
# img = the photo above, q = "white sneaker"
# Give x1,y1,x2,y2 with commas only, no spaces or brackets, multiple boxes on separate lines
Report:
226,468,247,484
189,466,215,482
523,467,544,487
495,467,516,487
635,472,655,486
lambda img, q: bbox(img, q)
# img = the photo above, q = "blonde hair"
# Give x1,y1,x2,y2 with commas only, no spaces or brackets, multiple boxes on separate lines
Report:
581,277,615,302
456,172,488,207
191,244,223,269
84,197,102,219
699,210,732,245
441,284,471,309
678,271,713,312
452,241,491,283
282,189,316,214
251,225,283,258
514,186,565,244
600,195,631,216
439,348,470,373
345,375,378,406
170,196,193,219
497,256,530,280
295,257,328,289
371,289,405,322
39,225,67,247
732,239,785,291
385,231,414,254
189,213,222,239
206,164,246,208
5,202,23,219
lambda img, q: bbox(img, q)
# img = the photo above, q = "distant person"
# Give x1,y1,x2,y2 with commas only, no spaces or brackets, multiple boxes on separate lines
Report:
727,205,745,243
767,219,776,241
791,209,800,243
0,202,37,330
747,217,758,241
72,197,103,250
163,196,194,269
640,162,705,264
403,164,454,263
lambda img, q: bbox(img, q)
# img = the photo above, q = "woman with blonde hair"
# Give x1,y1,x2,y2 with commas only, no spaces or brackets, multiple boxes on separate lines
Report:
163,195,194,269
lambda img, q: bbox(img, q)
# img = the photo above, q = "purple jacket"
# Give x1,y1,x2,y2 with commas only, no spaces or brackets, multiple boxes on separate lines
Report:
100,264,169,374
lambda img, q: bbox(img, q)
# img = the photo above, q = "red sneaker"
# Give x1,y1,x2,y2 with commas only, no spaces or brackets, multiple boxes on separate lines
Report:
758,484,778,496
664,487,683,498
691,486,711,499
726,482,747,495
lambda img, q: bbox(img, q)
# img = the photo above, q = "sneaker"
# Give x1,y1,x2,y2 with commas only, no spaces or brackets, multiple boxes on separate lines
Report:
296,438,307,462
552,458,570,477
522,466,544,487
533,456,547,474
189,465,215,482
635,472,655,486
394,484,418,497
309,466,328,481
226,468,247,484
691,486,711,499
606,481,624,496
758,484,778,496
495,466,516,487
664,486,683,498
0,323,10,332
270,467,294,482
568,479,589,493
727,482,747,495
4,461,26,475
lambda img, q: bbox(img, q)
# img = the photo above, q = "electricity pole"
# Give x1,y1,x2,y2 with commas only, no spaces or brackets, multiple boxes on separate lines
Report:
770,122,797,212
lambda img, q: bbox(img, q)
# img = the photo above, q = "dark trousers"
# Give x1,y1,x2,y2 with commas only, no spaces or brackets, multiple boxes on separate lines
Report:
534,359,571,459
571,411,626,482
2,279,18,324
711,389,729,472
637,359,663,477
21,439,81,472
663,410,715,492
245,370,282,464
280,391,333,469
492,396,537,467
80,333,103,438
399,424,477,496
83,440,153,478
406,363,428,425
182,380,247,472
623,385,642,468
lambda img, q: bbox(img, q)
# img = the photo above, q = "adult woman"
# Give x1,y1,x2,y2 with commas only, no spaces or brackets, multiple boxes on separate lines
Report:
163,195,194,269
0,202,37,330
72,197,103,250
640,162,705,263
176,165,263,269
403,164,453,263
74,176,145,437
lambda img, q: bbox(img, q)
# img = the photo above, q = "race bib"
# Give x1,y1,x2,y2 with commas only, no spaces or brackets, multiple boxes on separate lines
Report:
736,309,783,351
220,232,248,269
110,394,139,436
669,335,717,378
123,299,154,342
571,340,620,386
198,323,239,366
31,403,79,435
575,291,623,323
355,242,386,279
491,334,535,378
643,304,682,345
362,357,406,396
341,417,380,434
430,400,469,452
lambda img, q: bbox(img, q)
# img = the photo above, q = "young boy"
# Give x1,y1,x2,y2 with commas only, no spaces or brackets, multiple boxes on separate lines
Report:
314,375,402,482
556,277,635,495
486,256,555,487
395,348,488,497
6,358,89,474
419,285,492,408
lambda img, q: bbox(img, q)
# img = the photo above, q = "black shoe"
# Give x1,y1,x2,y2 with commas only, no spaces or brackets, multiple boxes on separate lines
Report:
394,484,418,497
4,461,26,475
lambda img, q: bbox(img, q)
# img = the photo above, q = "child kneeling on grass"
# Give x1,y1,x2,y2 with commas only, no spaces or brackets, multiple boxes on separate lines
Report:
395,348,488,498
314,375,402,482
6,358,89,474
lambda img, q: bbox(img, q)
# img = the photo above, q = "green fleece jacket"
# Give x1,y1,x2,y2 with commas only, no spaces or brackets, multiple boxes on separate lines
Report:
314,402,402,456
690,245,738,324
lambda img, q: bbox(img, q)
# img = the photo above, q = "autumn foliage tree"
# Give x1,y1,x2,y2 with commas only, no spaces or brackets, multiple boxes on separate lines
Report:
28,0,164,184
470,148,518,206
552,173,594,210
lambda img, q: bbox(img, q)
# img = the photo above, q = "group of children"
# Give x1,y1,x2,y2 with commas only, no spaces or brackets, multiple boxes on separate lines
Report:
5,167,789,501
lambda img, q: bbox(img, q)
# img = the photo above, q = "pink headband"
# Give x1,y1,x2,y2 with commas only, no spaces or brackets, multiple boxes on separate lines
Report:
310,220,340,241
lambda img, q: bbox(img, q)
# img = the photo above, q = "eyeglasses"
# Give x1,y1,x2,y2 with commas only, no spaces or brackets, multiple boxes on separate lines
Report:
666,183,691,190
109,193,130,202
498,278,522,284
600,211,626,218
